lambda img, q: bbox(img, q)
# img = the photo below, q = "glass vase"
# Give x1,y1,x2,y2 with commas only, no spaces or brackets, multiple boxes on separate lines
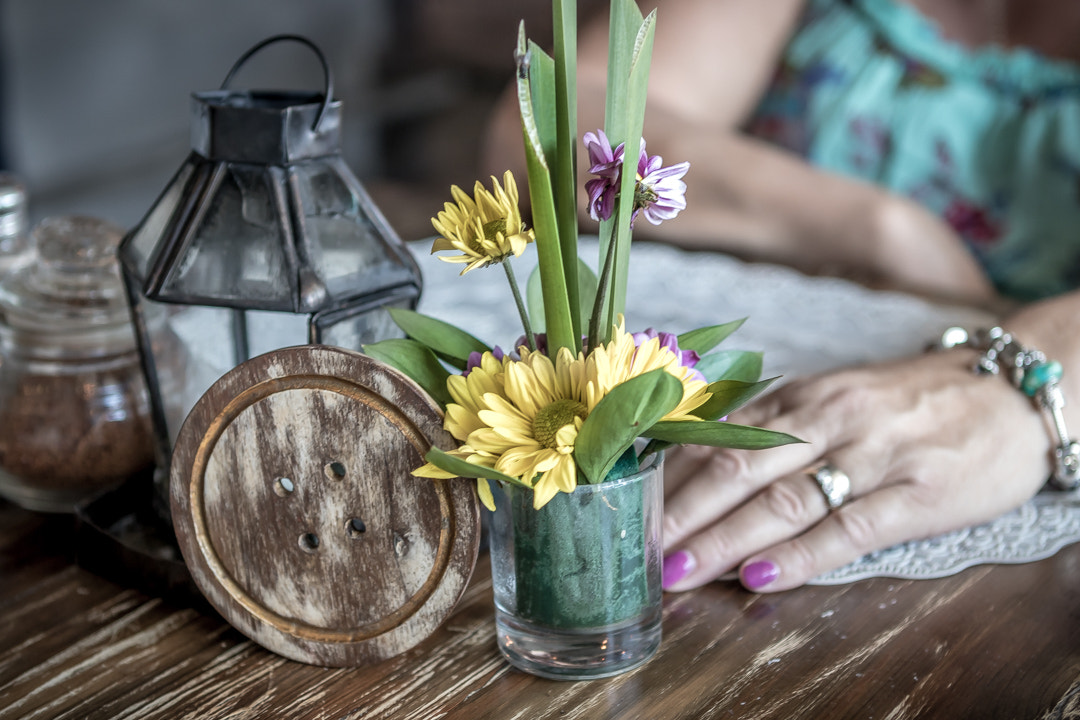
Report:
487,451,664,680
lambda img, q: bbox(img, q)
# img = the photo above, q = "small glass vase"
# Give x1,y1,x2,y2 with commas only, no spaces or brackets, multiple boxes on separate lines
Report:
487,451,664,680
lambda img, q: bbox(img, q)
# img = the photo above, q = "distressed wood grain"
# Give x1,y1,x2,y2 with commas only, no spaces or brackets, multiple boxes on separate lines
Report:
170,346,480,668
3,496,1080,719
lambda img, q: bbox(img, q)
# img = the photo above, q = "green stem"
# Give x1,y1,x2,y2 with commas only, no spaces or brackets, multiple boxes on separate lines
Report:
588,225,619,351
504,260,537,351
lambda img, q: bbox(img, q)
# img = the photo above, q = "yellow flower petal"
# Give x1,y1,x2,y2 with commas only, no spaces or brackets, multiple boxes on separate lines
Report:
411,462,457,479
477,479,496,511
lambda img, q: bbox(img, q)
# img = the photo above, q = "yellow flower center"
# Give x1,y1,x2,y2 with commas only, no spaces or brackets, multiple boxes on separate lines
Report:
532,398,588,449
482,217,507,239
633,181,658,211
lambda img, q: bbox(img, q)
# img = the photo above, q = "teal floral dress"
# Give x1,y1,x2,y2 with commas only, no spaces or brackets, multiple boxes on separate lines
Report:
745,0,1080,301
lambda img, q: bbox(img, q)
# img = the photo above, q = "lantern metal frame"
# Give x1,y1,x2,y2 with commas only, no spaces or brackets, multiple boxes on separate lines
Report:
117,34,423,522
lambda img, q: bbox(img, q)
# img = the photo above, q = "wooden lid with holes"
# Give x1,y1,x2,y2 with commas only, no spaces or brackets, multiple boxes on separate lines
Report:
169,345,480,667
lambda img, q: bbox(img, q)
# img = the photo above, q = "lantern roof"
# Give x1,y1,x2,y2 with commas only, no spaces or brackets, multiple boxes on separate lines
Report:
117,35,421,316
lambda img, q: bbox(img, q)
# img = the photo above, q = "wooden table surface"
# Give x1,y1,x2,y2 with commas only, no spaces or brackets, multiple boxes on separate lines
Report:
3,498,1080,720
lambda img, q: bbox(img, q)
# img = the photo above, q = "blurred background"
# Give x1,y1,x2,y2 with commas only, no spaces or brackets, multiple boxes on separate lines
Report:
0,0,604,242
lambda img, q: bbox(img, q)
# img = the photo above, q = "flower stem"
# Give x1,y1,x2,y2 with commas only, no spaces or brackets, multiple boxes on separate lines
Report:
588,225,619,351
504,260,537,351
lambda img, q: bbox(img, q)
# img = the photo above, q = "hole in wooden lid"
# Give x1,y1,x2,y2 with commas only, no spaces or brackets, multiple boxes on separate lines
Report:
298,532,320,552
346,517,366,539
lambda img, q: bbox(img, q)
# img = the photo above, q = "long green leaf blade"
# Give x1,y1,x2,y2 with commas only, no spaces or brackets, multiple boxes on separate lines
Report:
595,0,641,341
387,307,488,369
642,420,803,449
576,368,683,483
516,25,575,356
362,339,452,407
552,0,580,347
608,11,655,324
598,6,655,340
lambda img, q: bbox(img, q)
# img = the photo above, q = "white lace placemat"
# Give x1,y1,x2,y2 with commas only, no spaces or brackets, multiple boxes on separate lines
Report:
411,238,1080,583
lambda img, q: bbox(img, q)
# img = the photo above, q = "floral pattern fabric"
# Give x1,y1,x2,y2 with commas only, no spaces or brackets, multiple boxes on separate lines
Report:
745,0,1080,301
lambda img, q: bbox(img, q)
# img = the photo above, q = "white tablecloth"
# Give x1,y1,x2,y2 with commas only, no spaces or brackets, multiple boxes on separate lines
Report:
410,238,1080,583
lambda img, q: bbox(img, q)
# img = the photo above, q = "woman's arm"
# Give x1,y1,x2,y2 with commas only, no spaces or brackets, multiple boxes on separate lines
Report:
483,0,997,306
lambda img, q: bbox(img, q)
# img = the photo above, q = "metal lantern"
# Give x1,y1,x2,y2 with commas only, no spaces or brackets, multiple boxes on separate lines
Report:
118,35,422,519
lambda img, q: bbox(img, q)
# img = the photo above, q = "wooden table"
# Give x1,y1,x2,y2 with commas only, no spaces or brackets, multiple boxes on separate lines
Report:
3,497,1079,720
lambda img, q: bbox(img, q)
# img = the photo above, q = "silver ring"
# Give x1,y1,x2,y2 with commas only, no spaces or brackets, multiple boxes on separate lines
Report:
808,464,851,510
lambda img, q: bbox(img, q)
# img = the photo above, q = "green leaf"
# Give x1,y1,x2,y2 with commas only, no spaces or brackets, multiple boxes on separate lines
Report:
423,447,531,489
362,339,452,407
598,6,656,338
516,26,575,356
638,438,672,459
527,258,598,334
387,307,488,370
527,38,558,161
576,368,683,483
677,319,746,355
690,377,780,421
552,0,580,343
695,350,764,383
642,420,803,450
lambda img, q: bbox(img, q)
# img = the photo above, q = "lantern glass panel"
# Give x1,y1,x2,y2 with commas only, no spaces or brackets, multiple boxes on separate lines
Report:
147,302,238,445
125,162,197,277
245,310,310,358
293,160,417,298
315,292,414,350
162,165,292,308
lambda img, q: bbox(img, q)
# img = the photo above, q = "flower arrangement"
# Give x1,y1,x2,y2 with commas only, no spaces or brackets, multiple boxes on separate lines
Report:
365,0,798,513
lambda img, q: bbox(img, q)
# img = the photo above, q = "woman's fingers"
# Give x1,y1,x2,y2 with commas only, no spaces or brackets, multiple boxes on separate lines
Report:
662,446,885,590
661,383,868,552
662,437,820,552
737,483,935,592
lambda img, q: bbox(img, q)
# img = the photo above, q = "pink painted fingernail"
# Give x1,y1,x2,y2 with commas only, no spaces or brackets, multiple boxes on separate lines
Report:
662,550,696,589
742,560,779,590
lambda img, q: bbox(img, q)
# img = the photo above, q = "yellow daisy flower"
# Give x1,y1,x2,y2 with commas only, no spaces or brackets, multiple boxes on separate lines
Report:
430,170,535,275
414,346,588,510
413,321,710,510
585,319,711,420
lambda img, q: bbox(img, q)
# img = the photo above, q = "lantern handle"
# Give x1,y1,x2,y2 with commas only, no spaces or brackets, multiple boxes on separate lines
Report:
220,34,334,132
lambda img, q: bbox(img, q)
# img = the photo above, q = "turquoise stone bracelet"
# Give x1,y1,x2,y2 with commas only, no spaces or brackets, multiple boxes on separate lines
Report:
936,326,1080,491
1020,360,1063,398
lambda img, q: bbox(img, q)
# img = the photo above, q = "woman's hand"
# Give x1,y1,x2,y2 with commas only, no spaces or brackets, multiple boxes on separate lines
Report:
660,349,1052,592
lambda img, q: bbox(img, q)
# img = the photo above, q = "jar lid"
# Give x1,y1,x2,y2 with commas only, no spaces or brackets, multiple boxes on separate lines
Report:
170,345,480,667
0,216,136,348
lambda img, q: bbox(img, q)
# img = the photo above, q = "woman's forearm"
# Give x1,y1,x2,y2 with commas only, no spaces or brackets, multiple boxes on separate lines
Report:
633,116,997,305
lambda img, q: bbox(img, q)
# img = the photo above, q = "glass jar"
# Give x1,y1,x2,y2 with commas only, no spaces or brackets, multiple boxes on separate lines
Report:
0,217,156,512
0,173,32,276
487,451,665,680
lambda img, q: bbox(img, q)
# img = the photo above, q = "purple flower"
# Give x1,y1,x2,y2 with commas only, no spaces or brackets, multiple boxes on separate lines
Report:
463,345,505,376
583,130,624,222
582,130,690,227
512,333,545,357
633,141,690,227
631,328,704,382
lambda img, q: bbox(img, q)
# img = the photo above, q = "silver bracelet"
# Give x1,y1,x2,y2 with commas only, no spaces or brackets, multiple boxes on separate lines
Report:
936,326,1080,490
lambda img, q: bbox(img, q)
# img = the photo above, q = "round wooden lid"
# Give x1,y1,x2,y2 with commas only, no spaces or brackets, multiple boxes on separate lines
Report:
170,345,480,667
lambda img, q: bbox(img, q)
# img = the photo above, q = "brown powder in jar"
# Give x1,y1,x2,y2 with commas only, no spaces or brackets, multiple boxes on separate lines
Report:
0,362,156,494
